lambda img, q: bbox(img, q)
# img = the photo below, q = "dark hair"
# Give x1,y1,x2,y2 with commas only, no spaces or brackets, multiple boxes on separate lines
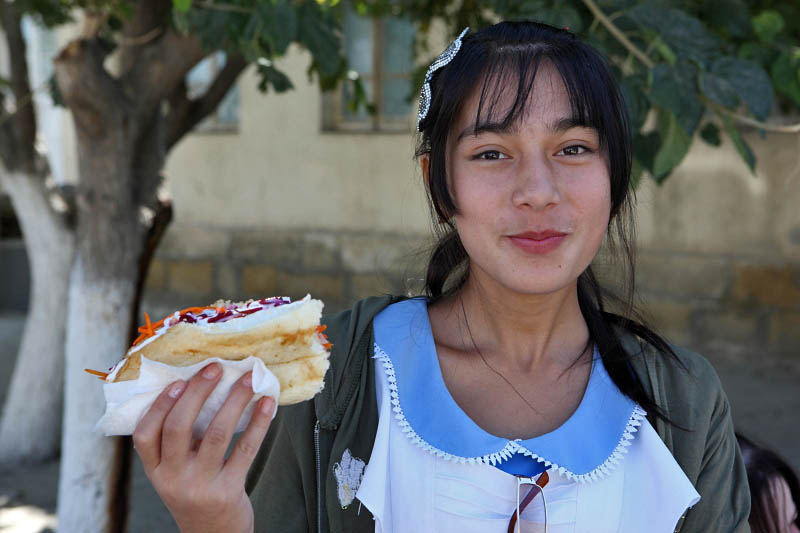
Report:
415,20,683,423
737,434,800,533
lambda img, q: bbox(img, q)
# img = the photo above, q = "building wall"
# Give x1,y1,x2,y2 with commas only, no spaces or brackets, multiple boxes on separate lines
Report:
147,44,800,356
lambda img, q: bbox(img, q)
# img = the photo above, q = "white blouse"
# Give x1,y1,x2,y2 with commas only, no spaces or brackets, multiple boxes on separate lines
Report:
351,299,700,532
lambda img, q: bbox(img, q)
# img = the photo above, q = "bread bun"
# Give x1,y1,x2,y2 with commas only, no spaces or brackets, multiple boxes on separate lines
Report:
105,295,330,405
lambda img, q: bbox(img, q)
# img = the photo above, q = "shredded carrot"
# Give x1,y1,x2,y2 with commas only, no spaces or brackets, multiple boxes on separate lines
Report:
316,325,327,333
144,312,154,336
130,305,231,347
85,368,109,380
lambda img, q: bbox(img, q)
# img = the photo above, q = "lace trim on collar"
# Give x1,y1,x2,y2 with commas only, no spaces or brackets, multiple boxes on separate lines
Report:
374,342,647,484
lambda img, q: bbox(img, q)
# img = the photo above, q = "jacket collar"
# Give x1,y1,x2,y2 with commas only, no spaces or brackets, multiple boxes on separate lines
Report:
315,295,404,430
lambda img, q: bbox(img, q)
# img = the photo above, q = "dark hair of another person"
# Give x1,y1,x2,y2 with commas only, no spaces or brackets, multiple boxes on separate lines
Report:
737,433,800,533
415,20,684,425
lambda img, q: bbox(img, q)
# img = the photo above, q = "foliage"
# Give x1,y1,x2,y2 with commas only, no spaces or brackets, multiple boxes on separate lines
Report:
356,0,800,182
8,0,800,183
10,0,349,97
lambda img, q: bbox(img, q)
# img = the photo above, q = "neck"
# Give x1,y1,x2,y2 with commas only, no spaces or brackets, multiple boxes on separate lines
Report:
444,270,591,373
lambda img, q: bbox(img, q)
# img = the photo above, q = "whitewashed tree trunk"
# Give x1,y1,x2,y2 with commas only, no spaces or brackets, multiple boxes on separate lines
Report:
57,266,136,532
54,39,149,529
0,169,74,464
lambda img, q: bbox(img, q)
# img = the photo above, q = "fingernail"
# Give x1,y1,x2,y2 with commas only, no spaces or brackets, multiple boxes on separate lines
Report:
168,381,185,399
260,397,275,415
242,372,252,388
202,363,221,380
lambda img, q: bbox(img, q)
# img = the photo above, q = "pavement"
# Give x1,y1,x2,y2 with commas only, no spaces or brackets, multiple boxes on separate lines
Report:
0,312,798,532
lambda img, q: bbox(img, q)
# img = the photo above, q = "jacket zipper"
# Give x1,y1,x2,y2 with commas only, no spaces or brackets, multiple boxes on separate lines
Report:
314,419,322,533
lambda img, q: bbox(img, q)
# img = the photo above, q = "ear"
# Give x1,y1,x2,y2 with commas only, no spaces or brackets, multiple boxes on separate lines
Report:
420,154,431,192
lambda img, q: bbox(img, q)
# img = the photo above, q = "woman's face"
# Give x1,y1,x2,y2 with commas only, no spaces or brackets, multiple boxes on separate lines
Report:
446,63,611,297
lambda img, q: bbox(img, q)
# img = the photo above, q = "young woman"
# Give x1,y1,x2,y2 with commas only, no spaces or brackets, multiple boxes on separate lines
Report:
133,21,750,532
738,434,800,533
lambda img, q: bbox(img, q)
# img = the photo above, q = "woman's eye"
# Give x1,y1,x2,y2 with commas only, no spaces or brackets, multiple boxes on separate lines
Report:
474,150,506,160
558,145,590,156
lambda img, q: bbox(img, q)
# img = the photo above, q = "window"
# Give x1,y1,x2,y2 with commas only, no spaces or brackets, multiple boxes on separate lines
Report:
186,52,240,132
323,7,416,132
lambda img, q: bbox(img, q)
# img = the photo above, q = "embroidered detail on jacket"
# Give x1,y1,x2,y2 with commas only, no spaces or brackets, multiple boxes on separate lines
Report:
373,342,647,483
333,449,366,509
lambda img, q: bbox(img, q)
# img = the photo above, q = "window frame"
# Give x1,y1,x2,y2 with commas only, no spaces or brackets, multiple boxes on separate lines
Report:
323,14,416,133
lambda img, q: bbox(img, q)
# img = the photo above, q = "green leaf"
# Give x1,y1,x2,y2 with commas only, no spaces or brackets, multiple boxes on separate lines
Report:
257,63,294,93
648,62,704,136
13,0,73,26
771,52,800,107
620,75,649,131
652,109,692,183
628,5,720,67
536,6,584,33
255,2,298,56
708,57,773,120
297,3,342,78
173,0,192,13
633,131,661,177
493,0,550,20
701,0,751,39
345,77,376,115
737,42,777,71
653,38,677,66
699,70,739,109
752,10,784,42
700,123,721,147
722,117,756,173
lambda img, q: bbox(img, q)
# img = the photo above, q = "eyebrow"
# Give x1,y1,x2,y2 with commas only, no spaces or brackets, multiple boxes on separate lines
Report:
456,116,591,142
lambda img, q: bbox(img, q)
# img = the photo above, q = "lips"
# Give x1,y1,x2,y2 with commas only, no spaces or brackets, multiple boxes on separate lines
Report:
507,230,568,254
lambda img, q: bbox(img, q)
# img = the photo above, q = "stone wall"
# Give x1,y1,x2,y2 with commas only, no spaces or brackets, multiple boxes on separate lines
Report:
632,252,800,354
142,226,429,319
141,225,800,356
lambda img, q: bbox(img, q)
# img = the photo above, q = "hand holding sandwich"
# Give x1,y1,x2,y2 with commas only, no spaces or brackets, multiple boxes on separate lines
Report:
133,363,274,533
88,295,332,532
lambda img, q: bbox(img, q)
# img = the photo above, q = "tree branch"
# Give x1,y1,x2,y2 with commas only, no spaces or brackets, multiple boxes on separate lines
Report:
0,1,37,171
54,39,133,137
117,0,171,75
582,0,654,68
165,54,248,150
122,30,206,118
701,97,800,134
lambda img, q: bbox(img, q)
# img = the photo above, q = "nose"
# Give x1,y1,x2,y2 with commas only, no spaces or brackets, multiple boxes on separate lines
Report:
511,152,560,210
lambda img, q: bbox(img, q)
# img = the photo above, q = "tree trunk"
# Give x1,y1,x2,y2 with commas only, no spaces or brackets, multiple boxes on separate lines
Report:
52,19,221,527
58,268,138,532
55,84,146,530
0,169,74,465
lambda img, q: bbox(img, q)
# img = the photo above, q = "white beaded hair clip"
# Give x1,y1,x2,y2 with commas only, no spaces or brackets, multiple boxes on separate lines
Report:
416,27,470,131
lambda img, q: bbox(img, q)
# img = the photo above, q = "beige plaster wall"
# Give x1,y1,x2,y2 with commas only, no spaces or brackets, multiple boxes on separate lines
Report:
636,129,800,261
164,45,430,234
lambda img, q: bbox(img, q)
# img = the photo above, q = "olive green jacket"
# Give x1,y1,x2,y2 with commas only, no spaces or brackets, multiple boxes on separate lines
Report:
246,295,750,532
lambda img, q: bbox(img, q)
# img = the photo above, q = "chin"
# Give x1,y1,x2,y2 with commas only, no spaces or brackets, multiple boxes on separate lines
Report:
480,268,582,298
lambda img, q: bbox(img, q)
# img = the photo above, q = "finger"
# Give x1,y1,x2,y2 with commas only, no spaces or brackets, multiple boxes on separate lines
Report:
133,380,187,472
224,396,275,480
196,371,256,466
161,362,222,463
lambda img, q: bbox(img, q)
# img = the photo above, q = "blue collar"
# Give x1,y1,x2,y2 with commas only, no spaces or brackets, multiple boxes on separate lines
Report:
372,298,645,483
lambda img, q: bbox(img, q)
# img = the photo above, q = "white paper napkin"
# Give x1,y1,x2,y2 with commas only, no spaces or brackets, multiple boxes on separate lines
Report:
97,356,280,440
